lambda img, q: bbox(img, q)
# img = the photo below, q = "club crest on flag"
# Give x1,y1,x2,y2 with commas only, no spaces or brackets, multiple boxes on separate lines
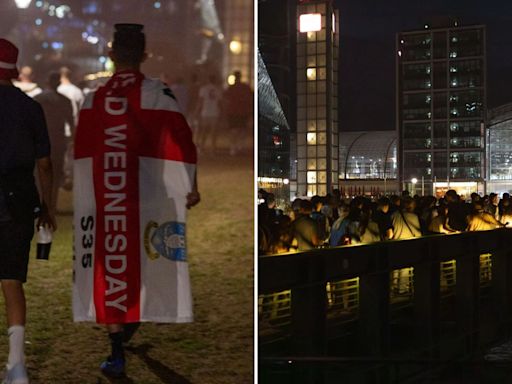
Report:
144,221,187,262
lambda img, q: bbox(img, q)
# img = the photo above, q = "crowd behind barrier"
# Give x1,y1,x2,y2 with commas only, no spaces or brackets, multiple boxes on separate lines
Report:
258,188,512,256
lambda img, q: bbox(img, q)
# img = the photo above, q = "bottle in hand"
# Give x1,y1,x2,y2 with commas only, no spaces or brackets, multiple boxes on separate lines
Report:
36,226,52,260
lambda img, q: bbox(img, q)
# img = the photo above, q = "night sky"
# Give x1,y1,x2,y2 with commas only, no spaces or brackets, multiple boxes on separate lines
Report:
337,0,512,132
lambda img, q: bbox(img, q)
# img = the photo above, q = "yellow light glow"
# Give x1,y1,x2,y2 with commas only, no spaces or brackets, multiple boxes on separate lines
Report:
307,132,317,145
84,71,113,81
227,74,236,85
229,40,243,55
306,67,316,80
307,171,317,183
299,13,322,33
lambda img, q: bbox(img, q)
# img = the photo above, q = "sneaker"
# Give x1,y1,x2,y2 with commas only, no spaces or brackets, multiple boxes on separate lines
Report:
100,356,125,378
2,363,28,384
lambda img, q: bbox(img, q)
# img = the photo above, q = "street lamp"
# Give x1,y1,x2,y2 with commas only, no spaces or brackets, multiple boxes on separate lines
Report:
14,0,31,8
411,178,418,195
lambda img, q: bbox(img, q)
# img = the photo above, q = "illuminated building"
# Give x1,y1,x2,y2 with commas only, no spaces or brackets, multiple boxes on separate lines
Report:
338,131,399,196
258,0,292,202
258,50,290,203
397,24,486,196
222,0,254,87
487,103,512,194
294,0,339,198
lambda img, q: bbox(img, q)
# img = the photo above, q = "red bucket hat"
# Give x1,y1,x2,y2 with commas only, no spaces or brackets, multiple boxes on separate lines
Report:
0,39,19,80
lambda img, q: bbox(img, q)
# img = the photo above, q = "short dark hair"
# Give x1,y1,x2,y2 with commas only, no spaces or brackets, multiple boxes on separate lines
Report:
112,23,146,65
48,71,61,90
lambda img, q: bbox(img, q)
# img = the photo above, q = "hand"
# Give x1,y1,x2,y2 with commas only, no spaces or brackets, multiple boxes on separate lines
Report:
186,191,201,209
36,204,57,231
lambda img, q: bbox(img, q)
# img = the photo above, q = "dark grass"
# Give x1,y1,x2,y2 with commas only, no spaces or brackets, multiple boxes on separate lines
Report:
0,153,254,383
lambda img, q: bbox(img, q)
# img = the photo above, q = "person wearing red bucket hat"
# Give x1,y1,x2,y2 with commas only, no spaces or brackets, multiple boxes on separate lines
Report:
0,39,19,81
0,38,56,384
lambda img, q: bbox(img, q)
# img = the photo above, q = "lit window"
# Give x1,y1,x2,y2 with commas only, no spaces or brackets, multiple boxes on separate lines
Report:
307,31,316,41
306,67,317,80
451,79,458,87
450,66,457,73
451,37,458,43
450,52,458,58
307,171,317,183
299,13,322,33
307,132,317,145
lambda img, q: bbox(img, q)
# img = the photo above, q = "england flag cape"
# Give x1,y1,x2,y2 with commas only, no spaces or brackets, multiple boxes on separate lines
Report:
73,70,197,324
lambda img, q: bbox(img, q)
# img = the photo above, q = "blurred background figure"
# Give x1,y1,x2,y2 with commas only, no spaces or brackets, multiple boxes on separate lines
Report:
58,67,84,127
224,70,252,155
58,67,84,191
34,72,74,213
196,73,222,152
13,66,42,98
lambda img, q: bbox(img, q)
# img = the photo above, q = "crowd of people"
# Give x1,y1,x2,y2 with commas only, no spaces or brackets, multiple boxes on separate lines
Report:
258,189,512,255
11,62,251,214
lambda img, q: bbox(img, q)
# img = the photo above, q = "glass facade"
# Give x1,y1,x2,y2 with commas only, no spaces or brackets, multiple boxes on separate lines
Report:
339,131,397,180
296,1,338,197
488,105,512,189
398,25,485,191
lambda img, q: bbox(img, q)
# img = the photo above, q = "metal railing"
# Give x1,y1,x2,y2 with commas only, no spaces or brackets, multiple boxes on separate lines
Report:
259,229,512,383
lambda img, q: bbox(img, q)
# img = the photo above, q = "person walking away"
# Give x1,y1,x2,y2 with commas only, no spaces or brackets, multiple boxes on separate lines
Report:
58,67,84,127
196,74,221,152
223,71,252,155
58,67,84,189
73,24,200,378
0,39,56,384
12,66,42,98
34,72,74,213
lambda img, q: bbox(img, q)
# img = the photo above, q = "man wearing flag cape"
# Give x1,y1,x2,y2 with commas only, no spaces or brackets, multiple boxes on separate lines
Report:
73,24,200,377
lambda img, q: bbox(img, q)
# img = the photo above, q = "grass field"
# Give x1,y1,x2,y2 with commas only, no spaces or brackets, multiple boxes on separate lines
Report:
0,154,254,383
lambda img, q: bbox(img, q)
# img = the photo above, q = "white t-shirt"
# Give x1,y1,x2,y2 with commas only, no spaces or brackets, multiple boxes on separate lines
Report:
58,83,84,115
58,83,84,136
198,83,221,118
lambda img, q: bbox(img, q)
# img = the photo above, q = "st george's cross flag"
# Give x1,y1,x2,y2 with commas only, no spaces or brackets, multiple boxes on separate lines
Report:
73,70,197,324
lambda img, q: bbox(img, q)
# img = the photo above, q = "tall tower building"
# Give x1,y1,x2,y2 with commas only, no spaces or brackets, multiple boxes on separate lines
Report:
397,24,486,196
294,0,339,197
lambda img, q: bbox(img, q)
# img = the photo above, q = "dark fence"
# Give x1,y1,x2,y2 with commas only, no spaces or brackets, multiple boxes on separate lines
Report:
259,229,512,383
